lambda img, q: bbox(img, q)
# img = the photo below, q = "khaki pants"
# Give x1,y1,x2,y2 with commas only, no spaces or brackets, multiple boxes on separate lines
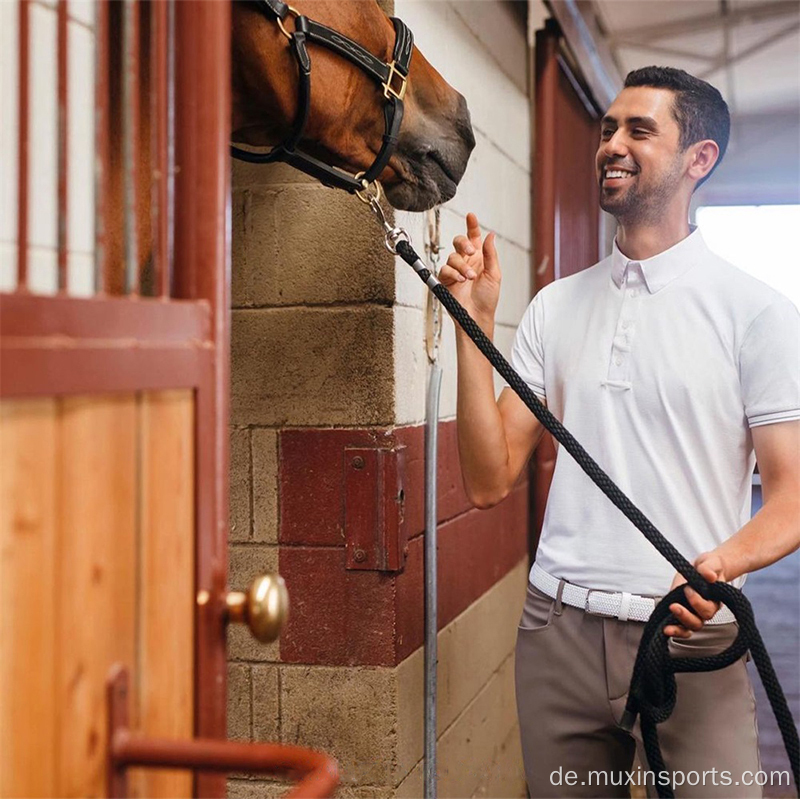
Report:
515,581,761,799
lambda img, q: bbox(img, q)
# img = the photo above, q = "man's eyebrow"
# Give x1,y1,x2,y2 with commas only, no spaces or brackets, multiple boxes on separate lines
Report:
627,116,659,129
601,115,659,128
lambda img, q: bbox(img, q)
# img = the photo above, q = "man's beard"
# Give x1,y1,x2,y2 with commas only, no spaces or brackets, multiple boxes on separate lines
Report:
599,156,683,225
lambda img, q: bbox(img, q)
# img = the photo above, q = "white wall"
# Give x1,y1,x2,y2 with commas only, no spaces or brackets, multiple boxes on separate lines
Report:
394,0,543,426
1,1,96,296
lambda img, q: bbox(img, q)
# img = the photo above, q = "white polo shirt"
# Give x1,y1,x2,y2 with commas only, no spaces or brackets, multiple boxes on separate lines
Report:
509,226,800,595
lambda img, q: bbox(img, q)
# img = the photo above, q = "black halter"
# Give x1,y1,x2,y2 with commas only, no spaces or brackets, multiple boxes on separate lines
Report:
230,0,414,194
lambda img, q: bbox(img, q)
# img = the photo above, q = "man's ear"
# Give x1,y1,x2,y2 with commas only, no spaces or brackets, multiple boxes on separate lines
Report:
687,139,720,183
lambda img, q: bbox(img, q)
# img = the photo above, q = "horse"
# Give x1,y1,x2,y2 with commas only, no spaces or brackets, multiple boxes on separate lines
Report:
230,1,476,212
106,0,475,294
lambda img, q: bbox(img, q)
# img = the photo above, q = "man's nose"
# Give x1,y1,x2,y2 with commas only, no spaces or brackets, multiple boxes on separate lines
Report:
602,130,629,159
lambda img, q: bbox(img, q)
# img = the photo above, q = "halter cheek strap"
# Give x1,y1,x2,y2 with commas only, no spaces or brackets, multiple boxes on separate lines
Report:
230,2,413,194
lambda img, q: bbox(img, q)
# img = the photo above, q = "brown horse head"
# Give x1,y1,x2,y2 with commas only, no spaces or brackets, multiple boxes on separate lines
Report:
231,1,475,211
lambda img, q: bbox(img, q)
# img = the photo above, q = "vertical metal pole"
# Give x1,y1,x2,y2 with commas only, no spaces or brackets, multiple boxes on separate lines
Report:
174,1,231,794
424,362,442,798
122,0,139,295
57,0,69,293
94,0,110,294
17,0,30,291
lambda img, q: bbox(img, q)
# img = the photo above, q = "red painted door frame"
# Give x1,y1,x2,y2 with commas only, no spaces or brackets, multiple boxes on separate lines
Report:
530,19,602,557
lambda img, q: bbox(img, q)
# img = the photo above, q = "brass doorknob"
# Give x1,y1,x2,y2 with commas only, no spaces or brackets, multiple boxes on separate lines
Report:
225,574,289,644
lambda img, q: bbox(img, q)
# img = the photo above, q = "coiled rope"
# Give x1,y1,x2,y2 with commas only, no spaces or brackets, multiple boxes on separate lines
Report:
395,238,799,799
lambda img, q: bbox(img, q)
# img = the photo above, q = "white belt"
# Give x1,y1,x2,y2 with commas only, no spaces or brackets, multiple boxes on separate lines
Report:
531,563,736,625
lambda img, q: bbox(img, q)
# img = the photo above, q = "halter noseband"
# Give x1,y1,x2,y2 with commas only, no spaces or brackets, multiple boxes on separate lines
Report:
230,0,414,194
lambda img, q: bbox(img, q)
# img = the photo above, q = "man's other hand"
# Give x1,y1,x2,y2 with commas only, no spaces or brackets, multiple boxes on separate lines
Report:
663,552,726,639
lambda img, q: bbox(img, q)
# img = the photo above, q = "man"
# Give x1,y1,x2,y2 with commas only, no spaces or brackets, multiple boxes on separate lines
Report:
441,67,800,798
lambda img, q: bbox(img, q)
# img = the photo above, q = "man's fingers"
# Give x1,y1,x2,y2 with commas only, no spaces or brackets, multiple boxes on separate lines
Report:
466,211,482,245
439,265,466,285
684,587,719,620
446,253,476,280
482,232,500,279
663,624,692,639
669,602,704,631
452,234,477,258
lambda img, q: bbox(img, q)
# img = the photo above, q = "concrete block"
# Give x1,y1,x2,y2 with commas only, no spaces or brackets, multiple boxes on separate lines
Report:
227,545,280,663
252,665,280,742
271,187,395,306
232,186,395,308
395,759,424,799
446,129,531,252
228,778,289,799
229,428,251,543
231,306,395,427
227,663,252,742
393,305,427,427
280,666,397,786
252,428,278,543
395,559,527,779
394,0,530,169
470,723,526,799
232,158,318,190
435,653,519,799
227,779,395,800
451,1,528,95
231,188,279,309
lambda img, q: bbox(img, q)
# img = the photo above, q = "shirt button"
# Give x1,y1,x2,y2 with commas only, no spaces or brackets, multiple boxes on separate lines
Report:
615,357,623,366
622,321,631,329
631,290,638,297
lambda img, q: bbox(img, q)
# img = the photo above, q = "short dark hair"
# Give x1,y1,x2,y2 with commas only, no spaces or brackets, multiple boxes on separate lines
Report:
623,66,730,187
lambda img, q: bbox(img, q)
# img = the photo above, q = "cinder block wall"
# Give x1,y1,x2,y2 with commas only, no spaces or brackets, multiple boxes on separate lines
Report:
227,2,541,797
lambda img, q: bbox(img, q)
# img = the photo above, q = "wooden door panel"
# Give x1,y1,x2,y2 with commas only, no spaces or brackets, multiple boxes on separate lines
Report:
0,399,59,798
134,390,195,798
57,395,139,797
0,391,195,797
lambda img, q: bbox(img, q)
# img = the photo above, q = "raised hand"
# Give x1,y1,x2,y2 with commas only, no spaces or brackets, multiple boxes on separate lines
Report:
439,212,501,325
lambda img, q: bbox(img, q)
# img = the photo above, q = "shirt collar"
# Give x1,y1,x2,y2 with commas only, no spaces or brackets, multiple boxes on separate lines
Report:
611,225,707,293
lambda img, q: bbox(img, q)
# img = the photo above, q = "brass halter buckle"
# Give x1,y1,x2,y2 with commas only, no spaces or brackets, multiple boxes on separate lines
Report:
276,5,300,40
383,60,408,101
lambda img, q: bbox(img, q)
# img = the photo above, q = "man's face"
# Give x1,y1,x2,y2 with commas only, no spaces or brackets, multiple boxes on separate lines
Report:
596,86,687,223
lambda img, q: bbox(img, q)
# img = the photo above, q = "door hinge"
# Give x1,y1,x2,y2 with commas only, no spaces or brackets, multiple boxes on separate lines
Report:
344,445,407,571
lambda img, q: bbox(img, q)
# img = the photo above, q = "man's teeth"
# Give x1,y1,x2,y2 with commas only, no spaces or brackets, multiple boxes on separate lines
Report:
605,169,635,179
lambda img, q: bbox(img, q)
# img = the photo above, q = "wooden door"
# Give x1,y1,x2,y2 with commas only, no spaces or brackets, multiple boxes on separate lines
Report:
530,19,602,554
0,2,230,796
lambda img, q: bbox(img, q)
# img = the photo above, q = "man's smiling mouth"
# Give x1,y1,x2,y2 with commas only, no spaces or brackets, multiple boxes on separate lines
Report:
602,166,638,186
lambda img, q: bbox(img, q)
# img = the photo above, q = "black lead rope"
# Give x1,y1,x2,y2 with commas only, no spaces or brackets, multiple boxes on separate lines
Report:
395,238,799,799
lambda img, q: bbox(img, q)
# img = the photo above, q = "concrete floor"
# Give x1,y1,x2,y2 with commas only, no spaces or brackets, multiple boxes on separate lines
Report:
745,484,800,798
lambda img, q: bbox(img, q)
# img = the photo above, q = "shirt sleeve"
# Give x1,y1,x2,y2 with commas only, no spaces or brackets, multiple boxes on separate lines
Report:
739,296,800,428
508,290,547,400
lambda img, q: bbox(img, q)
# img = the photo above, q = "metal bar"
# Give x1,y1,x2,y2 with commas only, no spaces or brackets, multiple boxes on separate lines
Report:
57,0,69,292
610,39,717,63
699,21,800,80
17,0,31,291
0,345,212,399
0,292,210,341
424,363,442,799
107,666,337,800
547,1,621,111
174,2,231,794
151,0,167,296
607,0,799,45
123,0,140,295
94,0,110,293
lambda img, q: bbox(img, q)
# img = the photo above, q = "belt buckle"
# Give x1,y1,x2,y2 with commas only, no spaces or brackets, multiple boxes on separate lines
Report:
584,589,617,619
